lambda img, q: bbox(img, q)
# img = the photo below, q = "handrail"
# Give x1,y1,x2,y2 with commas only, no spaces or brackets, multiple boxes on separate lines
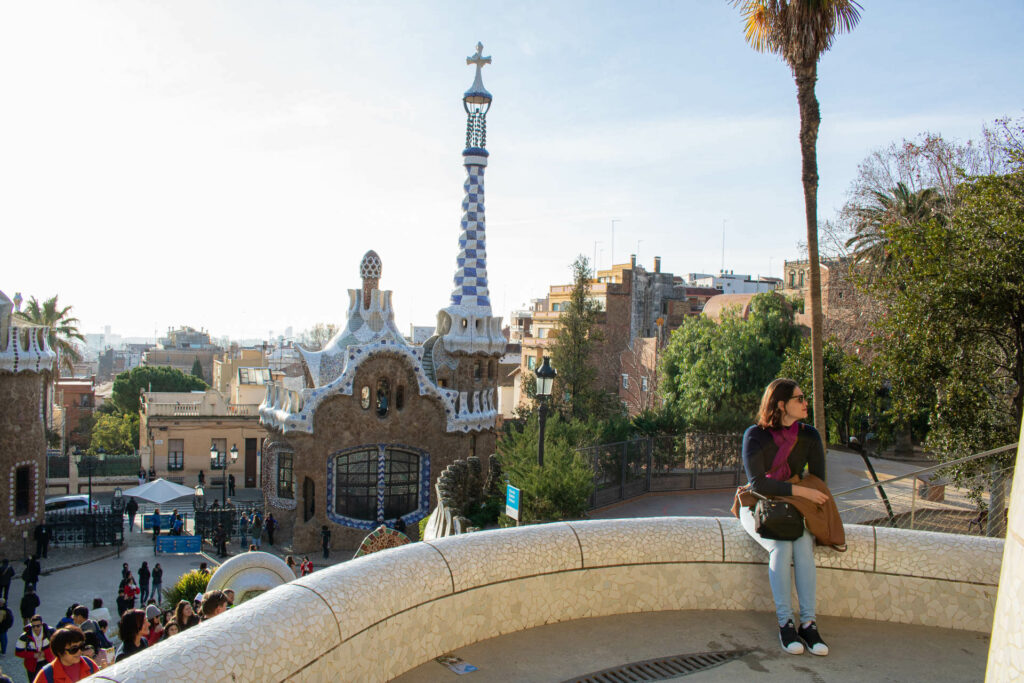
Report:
833,442,1019,497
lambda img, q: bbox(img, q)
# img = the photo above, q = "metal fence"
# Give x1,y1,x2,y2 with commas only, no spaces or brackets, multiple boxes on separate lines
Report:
833,443,1018,538
47,454,69,478
580,434,745,510
194,503,266,542
45,507,125,548
78,454,142,477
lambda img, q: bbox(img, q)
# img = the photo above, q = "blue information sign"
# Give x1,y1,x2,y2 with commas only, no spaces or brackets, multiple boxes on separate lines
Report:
505,484,521,521
156,535,202,554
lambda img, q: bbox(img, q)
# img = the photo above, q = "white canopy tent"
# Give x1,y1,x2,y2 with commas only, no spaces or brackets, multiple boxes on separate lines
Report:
119,478,197,505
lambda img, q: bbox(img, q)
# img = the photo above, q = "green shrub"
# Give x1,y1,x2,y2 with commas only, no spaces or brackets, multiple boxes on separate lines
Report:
496,413,595,524
162,569,210,611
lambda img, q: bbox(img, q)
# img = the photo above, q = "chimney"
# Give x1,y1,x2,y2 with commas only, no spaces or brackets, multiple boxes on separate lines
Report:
630,254,636,268
654,256,662,273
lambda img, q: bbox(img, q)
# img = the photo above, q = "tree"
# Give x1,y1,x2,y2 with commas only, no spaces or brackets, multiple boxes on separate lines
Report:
845,183,944,274
299,323,339,351
111,365,208,415
661,293,800,432
550,255,605,419
89,412,138,454
733,0,862,438
21,295,85,375
191,356,205,380
496,412,596,523
872,156,1024,462
780,335,877,445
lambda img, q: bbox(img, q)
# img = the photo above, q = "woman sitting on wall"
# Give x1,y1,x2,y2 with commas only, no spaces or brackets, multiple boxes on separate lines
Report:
736,378,833,656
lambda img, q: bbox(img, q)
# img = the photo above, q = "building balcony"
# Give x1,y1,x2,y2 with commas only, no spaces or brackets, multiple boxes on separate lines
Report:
144,402,261,417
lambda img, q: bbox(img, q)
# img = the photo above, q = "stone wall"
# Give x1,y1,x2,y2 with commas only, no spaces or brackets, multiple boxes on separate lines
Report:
0,372,47,558
92,518,1003,682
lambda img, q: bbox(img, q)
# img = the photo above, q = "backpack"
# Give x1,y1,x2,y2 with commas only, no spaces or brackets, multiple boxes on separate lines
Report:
39,657,98,683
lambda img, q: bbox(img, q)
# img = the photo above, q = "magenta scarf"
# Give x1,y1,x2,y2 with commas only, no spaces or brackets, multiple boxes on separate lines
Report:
767,422,800,481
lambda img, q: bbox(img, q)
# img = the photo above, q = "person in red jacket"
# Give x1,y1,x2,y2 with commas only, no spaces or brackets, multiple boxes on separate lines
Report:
15,615,54,679
32,626,97,683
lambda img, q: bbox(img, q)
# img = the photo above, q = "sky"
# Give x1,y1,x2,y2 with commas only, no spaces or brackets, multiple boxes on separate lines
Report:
2,1,1022,341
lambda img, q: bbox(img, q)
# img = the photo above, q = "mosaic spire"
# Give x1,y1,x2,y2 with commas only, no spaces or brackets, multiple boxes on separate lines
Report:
449,43,492,313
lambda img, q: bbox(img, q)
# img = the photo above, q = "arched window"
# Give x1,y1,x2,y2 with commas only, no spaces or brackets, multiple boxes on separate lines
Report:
376,378,390,417
360,386,370,410
395,385,405,411
473,361,481,380
789,271,796,287
331,446,426,527
799,271,805,287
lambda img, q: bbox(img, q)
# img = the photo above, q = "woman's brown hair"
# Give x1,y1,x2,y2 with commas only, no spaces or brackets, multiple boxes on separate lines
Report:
756,378,800,429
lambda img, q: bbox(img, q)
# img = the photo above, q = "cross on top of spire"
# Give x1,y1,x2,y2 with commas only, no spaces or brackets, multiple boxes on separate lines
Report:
464,42,492,107
467,42,491,71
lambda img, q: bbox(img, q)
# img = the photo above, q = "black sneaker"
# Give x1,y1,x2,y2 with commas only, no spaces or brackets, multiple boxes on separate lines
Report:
798,621,829,656
779,620,804,655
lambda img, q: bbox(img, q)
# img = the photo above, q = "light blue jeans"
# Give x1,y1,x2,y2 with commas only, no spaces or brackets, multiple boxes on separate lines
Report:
739,504,817,626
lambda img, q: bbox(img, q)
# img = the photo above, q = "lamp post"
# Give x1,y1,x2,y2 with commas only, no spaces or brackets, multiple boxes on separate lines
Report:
210,444,239,506
535,357,557,467
74,447,105,511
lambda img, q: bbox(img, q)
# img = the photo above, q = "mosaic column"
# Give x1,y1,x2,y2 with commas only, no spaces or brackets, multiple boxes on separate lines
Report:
449,43,493,315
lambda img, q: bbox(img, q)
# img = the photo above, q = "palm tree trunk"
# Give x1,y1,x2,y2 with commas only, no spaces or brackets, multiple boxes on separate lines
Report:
795,62,827,442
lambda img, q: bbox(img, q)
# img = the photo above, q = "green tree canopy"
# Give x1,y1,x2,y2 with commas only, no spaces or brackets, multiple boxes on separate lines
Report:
496,412,595,523
780,335,878,445
551,255,606,419
661,293,800,432
111,365,208,415
21,295,85,375
871,147,1024,461
89,412,139,454
191,356,205,380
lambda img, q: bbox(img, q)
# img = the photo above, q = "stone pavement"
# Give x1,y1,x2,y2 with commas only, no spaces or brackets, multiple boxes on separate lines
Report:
588,448,926,520
394,610,990,683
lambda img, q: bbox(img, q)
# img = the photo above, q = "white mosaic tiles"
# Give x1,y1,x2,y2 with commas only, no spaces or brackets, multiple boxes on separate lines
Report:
426,523,581,592
568,516,721,566
294,541,452,641
206,550,295,596
95,516,1007,682
874,526,1003,584
92,583,339,682
986,433,1024,681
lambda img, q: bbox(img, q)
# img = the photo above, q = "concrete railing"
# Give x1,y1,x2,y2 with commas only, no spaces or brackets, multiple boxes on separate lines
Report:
89,518,1003,682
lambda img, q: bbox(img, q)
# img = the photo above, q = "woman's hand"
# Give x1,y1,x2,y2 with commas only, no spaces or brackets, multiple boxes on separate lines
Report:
791,485,828,505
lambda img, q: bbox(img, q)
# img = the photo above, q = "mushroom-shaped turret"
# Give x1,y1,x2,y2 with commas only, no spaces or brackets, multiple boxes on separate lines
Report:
360,250,382,308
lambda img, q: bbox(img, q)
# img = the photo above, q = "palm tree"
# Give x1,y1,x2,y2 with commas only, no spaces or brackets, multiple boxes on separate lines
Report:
733,0,862,437
22,295,85,375
845,182,943,273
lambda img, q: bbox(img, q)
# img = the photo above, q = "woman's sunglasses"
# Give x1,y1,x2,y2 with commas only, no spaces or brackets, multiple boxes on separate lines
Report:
65,644,83,654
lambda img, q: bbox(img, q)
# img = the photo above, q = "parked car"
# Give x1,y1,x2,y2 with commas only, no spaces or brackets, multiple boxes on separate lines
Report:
45,494,99,514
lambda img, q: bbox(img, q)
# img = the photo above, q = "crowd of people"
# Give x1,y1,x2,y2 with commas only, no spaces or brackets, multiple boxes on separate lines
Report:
3,582,237,680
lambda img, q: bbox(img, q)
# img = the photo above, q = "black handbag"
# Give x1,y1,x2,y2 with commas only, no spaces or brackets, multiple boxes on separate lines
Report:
751,491,804,541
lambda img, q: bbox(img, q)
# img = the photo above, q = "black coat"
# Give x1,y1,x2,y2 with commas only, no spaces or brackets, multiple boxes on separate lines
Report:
22,559,41,585
0,606,13,633
138,566,150,585
20,593,40,619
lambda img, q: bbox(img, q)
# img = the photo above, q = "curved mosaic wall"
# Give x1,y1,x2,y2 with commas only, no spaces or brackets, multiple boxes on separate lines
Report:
89,517,1003,682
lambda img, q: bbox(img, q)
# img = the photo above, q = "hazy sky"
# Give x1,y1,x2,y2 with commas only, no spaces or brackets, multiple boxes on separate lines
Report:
2,1,1021,340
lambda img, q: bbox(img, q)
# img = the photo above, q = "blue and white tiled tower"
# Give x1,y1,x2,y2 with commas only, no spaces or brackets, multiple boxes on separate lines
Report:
436,43,506,356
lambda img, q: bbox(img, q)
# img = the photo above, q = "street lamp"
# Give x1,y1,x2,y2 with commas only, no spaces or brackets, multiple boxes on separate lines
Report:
193,485,205,511
535,357,557,467
210,444,239,506
74,447,105,511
